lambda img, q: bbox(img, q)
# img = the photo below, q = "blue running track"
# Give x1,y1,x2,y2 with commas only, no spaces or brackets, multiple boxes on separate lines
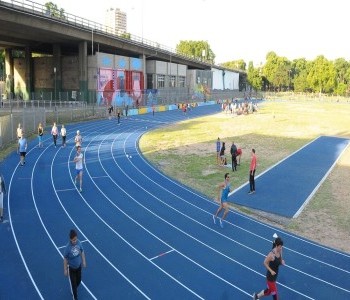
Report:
231,135,350,218
0,104,349,299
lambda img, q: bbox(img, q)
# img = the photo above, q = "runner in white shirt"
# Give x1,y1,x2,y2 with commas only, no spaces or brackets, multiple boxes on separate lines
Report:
60,124,67,148
73,146,83,192
51,122,58,148
74,130,82,149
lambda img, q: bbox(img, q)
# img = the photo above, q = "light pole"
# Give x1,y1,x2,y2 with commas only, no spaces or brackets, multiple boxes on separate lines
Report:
53,67,57,100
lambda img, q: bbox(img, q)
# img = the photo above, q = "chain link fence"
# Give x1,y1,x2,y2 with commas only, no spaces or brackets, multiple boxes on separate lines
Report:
0,101,108,148
0,89,249,149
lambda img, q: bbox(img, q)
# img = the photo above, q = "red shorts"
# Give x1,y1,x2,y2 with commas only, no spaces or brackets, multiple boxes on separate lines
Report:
265,280,277,296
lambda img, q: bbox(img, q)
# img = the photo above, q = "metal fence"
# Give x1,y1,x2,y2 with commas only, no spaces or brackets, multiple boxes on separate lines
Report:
0,89,249,149
0,101,108,148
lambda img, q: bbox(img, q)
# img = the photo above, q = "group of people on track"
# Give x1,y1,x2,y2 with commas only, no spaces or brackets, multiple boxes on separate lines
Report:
15,122,84,193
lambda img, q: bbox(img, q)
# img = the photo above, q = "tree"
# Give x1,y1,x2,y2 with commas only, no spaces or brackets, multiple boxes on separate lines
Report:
247,62,262,92
219,60,246,71
307,56,336,94
333,58,350,95
120,32,131,39
45,2,66,19
262,52,291,91
176,40,215,64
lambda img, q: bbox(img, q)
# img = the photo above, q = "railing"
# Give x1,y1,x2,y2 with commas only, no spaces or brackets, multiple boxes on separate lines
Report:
0,0,207,65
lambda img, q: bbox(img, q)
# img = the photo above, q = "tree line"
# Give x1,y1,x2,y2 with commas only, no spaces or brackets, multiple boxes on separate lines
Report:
176,41,350,96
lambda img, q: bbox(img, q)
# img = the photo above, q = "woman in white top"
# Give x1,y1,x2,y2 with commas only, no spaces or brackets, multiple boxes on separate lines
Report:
51,122,58,147
60,124,67,148
74,130,82,149
16,123,22,140
73,146,83,192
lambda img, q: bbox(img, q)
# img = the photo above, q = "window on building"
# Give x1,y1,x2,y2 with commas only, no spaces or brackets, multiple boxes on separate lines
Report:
147,74,153,89
157,74,165,88
170,75,176,87
178,76,185,87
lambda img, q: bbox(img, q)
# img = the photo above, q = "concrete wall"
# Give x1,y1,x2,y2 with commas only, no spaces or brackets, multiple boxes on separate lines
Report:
34,57,53,89
62,56,79,90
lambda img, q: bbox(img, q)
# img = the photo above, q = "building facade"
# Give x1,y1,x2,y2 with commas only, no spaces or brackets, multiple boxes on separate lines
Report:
105,8,127,35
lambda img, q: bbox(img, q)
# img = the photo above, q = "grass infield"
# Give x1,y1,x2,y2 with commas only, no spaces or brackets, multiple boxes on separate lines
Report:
140,101,350,253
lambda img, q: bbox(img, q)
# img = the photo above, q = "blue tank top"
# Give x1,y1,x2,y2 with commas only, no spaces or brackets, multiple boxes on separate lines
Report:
221,183,231,202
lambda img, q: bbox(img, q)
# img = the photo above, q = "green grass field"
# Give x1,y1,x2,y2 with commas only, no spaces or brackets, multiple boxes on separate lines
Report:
139,101,350,252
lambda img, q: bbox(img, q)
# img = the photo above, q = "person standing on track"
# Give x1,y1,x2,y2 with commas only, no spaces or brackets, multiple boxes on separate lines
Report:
73,146,83,192
248,148,257,194
252,237,285,300
63,229,86,300
212,172,232,228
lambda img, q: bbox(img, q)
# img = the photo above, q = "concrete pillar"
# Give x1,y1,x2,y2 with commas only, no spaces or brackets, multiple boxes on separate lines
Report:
25,47,32,100
79,41,88,102
53,44,61,100
4,48,14,98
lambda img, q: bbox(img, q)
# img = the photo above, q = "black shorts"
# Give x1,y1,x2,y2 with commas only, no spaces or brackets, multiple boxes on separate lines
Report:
20,152,26,157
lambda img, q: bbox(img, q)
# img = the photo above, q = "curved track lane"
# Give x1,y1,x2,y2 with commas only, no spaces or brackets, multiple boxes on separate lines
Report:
1,105,350,299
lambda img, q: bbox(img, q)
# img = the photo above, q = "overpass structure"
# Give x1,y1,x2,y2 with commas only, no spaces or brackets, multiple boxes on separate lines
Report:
0,0,245,104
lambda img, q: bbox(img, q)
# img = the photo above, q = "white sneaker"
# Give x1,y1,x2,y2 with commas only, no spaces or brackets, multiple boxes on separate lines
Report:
212,215,216,224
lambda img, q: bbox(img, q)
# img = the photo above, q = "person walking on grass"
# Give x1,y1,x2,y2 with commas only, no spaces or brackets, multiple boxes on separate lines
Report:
63,229,86,300
73,146,83,192
213,172,232,228
230,141,238,171
0,173,6,222
248,148,257,194
252,236,285,300
219,142,226,166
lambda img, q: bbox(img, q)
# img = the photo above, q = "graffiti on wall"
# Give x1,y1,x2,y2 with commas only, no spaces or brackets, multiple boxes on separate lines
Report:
191,84,211,101
97,68,144,107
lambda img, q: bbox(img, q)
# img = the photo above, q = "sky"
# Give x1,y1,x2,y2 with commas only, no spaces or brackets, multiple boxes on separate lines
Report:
37,0,350,65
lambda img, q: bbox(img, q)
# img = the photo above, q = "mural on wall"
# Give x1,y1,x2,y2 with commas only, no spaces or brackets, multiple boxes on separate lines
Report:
191,84,211,101
97,68,114,105
97,68,144,107
132,71,142,107
146,89,158,105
